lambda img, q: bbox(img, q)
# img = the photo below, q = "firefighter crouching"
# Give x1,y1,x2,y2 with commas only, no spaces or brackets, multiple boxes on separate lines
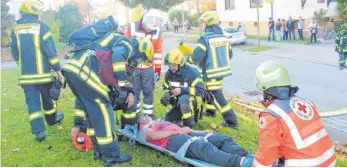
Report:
160,48,205,128
187,11,238,127
253,60,336,167
123,9,164,119
10,0,64,142
62,16,134,166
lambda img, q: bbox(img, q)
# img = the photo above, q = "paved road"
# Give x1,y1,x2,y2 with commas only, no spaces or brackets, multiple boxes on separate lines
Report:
161,35,347,142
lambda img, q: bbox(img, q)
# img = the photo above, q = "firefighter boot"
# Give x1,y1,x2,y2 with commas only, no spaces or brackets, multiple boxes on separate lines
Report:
48,113,65,126
183,117,196,128
103,154,132,167
35,131,45,142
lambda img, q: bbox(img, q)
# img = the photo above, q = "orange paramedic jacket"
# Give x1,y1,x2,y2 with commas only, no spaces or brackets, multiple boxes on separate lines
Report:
122,21,163,76
253,96,336,167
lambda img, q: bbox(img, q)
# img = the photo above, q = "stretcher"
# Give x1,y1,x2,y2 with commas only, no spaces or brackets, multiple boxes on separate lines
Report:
116,124,219,167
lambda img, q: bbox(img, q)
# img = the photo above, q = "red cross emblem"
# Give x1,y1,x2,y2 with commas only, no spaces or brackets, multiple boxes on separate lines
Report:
298,103,307,113
259,117,266,128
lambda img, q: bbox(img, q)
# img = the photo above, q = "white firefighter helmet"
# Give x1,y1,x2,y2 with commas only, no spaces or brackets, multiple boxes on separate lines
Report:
141,9,163,31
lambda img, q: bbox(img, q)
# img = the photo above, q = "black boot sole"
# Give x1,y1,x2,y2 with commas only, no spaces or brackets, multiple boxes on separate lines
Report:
103,158,132,167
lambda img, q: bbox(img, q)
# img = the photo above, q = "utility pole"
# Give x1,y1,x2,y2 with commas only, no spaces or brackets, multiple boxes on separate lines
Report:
257,0,261,47
271,2,273,20
181,3,185,41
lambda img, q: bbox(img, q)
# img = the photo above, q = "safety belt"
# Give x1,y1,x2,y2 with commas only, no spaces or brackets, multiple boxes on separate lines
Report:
203,133,213,142
175,137,201,162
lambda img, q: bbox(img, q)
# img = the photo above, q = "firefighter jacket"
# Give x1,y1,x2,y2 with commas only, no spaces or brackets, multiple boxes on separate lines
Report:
11,14,61,85
188,25,233,80
62,32,133,100
253,96,336,167
163,63,205,99
122,21,162,75
335,34,347,53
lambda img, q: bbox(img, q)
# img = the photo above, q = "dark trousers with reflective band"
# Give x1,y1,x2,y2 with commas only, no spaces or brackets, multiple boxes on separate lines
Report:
74,99,86,130
206,89,238,126
115,98,138,129
166,132,247,167
339,53,347,67
164,94,199,128
64,72,120,158
22,82,57,134
132,68,154,115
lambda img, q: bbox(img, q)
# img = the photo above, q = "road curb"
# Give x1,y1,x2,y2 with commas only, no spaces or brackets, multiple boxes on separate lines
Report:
231,98,347,118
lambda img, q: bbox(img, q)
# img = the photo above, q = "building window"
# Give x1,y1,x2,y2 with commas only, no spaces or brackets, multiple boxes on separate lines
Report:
250,0,263,8
229,22,233,26
253,22,258,27
225,0,235,10
317,0,324,3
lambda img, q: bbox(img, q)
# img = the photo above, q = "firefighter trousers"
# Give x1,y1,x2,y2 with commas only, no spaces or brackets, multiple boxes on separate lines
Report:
22,82,58,134
205,89,238,126
74,96,138,130
164,94,202,128
166,132,248,166
339,53,347,68
132,68,154,115
64,72,121,158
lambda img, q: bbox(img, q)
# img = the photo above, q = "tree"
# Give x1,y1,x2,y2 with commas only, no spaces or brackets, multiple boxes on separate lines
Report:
41,10,62,44
55,4,84,42
119,0,186,11
76,0,97,24
313,8,328,26
168,9,199,27
1,0,15,47
335,0,347,32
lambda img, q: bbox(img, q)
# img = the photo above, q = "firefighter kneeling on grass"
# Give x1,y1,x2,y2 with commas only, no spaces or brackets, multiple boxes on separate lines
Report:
160,49,205,128
253,60,336,167
62,16,135,166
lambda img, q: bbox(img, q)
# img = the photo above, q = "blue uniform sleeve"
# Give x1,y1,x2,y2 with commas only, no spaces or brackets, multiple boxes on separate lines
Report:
40,23,61,71
112,39,133,87
181,68,205,97
188,37,207,65
10,30,19,64
163,71,171,92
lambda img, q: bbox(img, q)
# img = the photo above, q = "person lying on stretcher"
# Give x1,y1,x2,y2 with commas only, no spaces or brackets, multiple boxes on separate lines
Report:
138,115,254,167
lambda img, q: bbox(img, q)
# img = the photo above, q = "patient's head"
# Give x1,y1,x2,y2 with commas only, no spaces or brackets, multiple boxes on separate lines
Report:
138,115,153,125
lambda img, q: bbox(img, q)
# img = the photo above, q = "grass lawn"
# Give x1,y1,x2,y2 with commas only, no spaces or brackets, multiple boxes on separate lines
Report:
178,37,199,44
238,45,278,52
1,68,346,166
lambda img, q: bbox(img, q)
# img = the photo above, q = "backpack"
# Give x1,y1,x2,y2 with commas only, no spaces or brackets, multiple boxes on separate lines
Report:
79,36,129,87
66,16,118,52
66,16,122,87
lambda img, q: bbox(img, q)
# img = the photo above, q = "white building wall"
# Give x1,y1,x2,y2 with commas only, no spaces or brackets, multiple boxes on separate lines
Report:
217,0,338,22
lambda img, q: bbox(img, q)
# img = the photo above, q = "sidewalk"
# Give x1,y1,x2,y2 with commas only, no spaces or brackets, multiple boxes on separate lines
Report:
164,32,338,66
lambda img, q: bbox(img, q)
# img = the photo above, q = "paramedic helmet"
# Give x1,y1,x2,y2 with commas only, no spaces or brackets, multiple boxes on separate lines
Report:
255,60,292,92
142,9,164,31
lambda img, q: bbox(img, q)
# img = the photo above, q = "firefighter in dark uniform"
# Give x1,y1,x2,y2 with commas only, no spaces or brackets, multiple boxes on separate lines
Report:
335,24,347,70
62,17,134,166
187,11,238,127
10,0,64,142
161,48,205,128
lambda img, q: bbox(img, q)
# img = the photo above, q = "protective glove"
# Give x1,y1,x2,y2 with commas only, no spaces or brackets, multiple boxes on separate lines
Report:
50,77,63,101
160,92,171,106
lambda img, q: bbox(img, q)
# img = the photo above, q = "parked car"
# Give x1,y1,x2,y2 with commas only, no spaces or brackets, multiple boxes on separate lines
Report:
223,27,247,45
